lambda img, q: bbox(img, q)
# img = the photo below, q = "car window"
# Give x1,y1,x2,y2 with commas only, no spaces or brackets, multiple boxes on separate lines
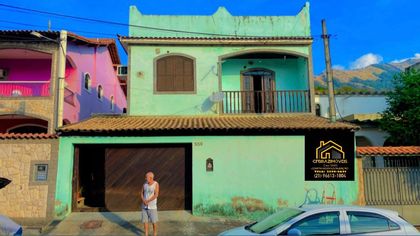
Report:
347,211,400,234
249,208,304,234
288,212,340,235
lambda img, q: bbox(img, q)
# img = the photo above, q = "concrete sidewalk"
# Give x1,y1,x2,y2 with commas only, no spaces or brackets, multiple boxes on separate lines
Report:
37,211,248,236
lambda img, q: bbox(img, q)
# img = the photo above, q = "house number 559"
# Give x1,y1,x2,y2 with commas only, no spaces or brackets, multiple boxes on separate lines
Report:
194,142,203,146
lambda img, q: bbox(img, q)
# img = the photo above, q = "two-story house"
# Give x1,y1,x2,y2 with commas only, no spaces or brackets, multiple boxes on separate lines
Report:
54,3,362,219
0,30,127,226
0,30,127,132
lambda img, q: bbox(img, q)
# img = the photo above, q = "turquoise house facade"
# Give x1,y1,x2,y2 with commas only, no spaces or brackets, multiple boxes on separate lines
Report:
123,4,314,115
54,3,363,219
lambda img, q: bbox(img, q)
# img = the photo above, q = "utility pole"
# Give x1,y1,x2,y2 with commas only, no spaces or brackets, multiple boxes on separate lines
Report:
322,19,336,122
48,20,51,31
56,30,67,129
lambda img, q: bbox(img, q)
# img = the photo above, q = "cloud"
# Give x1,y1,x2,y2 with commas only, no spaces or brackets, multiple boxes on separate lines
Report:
332,65,345,70
350,53,383,69
390,53,420,63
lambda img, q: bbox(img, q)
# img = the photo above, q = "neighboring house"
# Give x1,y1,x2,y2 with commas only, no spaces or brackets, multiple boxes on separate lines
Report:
0,30,127,133
0,30,126,227
54,3,363,220
315,93,388,146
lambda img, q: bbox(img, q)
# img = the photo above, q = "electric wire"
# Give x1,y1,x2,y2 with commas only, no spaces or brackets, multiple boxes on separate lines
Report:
0,3,320,38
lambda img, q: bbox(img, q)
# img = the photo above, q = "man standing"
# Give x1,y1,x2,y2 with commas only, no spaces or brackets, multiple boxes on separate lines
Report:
141,172,159,236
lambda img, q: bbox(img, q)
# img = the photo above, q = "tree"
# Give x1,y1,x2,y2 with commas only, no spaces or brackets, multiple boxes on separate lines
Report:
380,69,420,145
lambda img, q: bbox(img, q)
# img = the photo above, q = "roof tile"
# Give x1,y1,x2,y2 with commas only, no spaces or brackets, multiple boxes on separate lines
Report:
59,114,358,135
357,146,420,156
0,133,58,139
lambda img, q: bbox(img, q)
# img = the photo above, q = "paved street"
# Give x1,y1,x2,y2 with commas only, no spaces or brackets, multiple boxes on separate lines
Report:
37,211,248,236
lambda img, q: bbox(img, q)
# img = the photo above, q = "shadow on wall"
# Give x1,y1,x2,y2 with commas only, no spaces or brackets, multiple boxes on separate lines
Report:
201,96,218,113
76,86,125,122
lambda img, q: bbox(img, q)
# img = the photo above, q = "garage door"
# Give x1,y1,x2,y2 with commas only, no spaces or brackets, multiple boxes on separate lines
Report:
104,146,191,211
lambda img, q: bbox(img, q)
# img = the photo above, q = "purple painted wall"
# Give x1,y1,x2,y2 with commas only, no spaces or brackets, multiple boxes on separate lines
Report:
0,42,126,127
63,43,127,124
0,59,52,96
0,59,52,81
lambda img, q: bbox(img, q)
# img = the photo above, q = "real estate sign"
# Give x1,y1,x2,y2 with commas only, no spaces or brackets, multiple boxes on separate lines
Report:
305,131,355,181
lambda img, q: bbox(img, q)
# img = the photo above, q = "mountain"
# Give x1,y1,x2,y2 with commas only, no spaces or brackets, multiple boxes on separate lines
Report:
314,58,420,92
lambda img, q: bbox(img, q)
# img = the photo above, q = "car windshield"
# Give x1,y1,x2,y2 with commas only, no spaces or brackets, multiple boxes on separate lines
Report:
249,208,304,234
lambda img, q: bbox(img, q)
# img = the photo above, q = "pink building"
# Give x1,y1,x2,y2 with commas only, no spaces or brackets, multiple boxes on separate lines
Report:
0,30,127,133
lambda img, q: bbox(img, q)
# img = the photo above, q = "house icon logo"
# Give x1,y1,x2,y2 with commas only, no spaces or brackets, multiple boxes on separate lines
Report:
315,141,345,160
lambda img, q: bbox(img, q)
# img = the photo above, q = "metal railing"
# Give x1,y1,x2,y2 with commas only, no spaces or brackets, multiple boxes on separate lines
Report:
221,90,310,114
0,81,51,97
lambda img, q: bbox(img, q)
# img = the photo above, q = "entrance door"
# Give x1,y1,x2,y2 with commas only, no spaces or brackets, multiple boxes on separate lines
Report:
242,69,275,113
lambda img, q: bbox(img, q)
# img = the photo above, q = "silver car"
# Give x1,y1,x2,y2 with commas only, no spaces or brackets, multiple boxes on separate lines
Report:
219,205,419,235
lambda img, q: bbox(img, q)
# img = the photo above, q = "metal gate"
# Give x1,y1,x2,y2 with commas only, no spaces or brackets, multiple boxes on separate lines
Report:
362,156,420,225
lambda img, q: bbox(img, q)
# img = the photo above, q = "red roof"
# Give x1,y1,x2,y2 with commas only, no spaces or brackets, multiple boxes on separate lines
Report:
0,30,120,65
357,146,420,157
0,133,58,139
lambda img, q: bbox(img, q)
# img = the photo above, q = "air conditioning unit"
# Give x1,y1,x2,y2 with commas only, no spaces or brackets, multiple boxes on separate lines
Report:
117,66,128,77
0,69,8,80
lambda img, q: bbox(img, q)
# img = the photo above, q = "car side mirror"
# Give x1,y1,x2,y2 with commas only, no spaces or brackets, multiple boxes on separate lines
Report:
287,228,302,236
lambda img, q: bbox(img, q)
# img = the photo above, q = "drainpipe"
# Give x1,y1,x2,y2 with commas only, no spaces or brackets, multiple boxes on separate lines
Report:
55,30,67,130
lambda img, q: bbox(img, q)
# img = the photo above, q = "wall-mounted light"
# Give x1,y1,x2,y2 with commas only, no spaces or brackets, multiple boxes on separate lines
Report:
206,158,213,172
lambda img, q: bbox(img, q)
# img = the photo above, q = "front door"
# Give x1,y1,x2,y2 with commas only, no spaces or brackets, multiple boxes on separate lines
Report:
242,69,275,113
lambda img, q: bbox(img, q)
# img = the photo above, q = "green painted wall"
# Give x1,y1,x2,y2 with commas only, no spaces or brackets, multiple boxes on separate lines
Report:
127,2,313,116
129,46,310,115
55,135,360,219
221,58,309,91
129,3,310,37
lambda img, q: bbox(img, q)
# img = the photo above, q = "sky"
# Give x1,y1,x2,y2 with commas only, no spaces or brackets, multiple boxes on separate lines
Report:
0,0,419,74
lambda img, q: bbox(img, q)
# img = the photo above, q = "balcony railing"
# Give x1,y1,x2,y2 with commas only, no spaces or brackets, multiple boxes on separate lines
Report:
0,81,51,97
222,90,310,114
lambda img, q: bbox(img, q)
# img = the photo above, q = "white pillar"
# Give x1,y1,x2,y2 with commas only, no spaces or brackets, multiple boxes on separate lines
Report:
55,30,67,130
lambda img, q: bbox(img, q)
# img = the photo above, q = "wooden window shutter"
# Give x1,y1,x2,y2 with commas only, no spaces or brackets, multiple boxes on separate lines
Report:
156,55,194,92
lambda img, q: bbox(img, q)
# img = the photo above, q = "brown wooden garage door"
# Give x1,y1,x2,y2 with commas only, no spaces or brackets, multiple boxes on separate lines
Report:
104,146,191,211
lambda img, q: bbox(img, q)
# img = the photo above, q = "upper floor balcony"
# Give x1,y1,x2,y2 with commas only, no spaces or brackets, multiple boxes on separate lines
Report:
0,81,50,97
221,89,310,114
0,48,53,98
219,51,313,114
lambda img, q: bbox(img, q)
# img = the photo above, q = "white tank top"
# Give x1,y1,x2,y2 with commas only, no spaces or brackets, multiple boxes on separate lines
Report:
143,181,158,209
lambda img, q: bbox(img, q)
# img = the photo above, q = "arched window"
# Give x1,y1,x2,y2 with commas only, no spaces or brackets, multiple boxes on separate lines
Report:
110,96,115,111
84,73,91,91
97,85,103,100
155,55,195,92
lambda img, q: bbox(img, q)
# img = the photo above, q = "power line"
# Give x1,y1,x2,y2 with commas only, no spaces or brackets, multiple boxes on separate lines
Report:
0,3,319,38
0,19,119,37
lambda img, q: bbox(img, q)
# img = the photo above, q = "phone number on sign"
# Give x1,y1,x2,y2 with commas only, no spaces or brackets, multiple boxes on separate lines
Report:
314,173,347,179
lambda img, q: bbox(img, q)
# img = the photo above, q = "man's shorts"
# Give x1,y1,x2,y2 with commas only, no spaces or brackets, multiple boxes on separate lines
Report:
141,208,158,223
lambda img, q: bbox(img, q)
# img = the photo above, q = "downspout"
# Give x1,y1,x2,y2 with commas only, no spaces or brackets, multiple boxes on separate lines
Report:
55,30,67,130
